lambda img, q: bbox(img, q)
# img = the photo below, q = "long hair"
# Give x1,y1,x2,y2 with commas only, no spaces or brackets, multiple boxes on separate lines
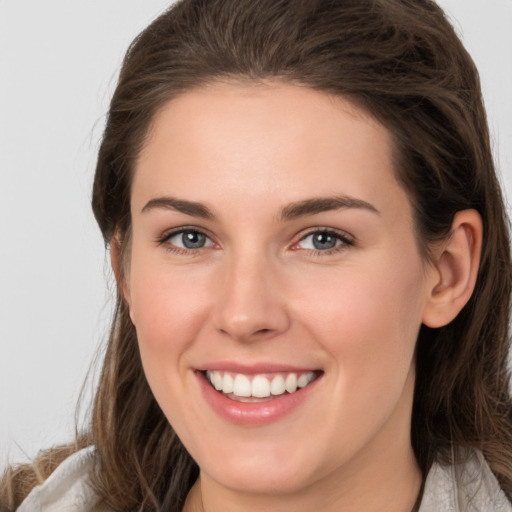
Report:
2,1,511,510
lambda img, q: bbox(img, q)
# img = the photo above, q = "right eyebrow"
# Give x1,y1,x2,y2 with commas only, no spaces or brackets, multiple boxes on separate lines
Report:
141,197,215,219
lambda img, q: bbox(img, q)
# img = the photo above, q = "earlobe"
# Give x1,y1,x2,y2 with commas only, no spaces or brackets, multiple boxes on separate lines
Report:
110,233,135,323
422,209,482,328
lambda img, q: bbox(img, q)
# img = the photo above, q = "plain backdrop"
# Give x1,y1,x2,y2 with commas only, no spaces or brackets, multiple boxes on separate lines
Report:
1,0,511,471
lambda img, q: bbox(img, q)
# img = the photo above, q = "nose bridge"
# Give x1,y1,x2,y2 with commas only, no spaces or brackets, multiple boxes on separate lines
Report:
214,244,289,341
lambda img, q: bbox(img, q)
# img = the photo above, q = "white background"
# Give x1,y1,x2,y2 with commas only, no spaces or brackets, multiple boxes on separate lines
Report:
1,0,511,470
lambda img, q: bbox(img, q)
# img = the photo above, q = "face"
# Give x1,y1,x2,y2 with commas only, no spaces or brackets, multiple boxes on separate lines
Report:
125,83,436,497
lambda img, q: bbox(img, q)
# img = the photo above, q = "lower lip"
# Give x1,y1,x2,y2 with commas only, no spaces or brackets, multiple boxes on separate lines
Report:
196,371,321,426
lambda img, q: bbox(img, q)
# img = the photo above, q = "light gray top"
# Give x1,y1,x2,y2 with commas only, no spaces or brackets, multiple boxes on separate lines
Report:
17,446,98,512
19,446,512,512
419,448,512,511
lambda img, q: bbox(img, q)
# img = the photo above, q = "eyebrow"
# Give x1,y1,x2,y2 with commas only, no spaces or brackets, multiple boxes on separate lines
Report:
279,196,380,220
140,195,380,220
141,197,214,218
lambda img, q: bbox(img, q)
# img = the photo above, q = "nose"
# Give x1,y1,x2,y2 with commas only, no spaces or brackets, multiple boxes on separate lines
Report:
212,252,291,342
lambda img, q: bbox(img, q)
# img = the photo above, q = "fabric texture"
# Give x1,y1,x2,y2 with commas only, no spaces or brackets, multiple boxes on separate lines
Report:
419,449,512,511
17,447,98,512
18,446,512,511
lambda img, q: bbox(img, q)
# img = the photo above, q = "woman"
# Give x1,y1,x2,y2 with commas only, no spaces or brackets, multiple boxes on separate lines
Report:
2,0,511,510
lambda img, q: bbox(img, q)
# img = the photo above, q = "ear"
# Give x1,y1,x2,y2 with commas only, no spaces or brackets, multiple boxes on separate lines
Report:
422,209,483,328
110,233,135,323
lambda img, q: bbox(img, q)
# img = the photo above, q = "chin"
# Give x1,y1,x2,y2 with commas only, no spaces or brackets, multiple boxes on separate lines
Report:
193,436,337,496
206,462,317,495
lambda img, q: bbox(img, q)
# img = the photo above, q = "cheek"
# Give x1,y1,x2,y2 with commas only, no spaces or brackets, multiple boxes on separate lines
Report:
128,248,208,341
127,267,210,433
126,251,212,397
292,252,426,390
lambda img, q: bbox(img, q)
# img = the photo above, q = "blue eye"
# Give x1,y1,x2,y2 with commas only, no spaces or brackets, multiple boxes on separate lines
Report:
166,229,214,250
297,230,353,252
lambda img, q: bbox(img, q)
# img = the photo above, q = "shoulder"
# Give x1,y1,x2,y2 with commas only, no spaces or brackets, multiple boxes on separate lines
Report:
17,446,103,512
420,448,512,511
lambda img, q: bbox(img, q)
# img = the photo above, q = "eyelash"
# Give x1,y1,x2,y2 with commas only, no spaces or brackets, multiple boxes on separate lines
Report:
156,227,216,255
293,228,355,256
156,227,355,256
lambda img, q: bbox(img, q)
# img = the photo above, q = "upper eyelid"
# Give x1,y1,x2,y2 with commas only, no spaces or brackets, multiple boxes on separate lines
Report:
296,227,355,242
158,226,214,242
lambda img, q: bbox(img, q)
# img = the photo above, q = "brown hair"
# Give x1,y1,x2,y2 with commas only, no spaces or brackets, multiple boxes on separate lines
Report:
2,1,511,510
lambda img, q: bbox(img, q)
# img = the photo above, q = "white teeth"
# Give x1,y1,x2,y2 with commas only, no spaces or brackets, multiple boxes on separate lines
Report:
298,372,315,388
251,376,271,398
222,373,234,394
212,371,223,391
285,373,298,393
270,375,286,395
297,373,310,388
206,370,317,398
233,374,252,397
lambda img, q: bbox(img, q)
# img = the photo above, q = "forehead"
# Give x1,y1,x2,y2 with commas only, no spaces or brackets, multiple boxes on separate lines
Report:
141,81,387,161
132,81,410,223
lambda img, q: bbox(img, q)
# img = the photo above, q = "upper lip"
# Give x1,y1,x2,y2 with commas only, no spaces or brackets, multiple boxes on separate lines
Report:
195,361,320,374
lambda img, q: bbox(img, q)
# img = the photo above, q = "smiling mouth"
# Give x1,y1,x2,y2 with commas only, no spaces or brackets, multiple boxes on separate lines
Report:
204,370,321,402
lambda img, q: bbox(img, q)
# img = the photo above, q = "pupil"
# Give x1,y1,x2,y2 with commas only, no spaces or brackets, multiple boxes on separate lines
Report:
313,233,336,250
182,231,206,249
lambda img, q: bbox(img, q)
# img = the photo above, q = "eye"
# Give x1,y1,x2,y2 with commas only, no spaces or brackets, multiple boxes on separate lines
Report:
294,229,354,253
163,229,215,251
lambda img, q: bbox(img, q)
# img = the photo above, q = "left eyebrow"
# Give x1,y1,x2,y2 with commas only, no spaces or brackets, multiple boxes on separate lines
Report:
279,196,380,221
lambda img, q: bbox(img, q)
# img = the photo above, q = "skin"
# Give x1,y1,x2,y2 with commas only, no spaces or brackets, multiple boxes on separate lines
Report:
119,82,480,512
